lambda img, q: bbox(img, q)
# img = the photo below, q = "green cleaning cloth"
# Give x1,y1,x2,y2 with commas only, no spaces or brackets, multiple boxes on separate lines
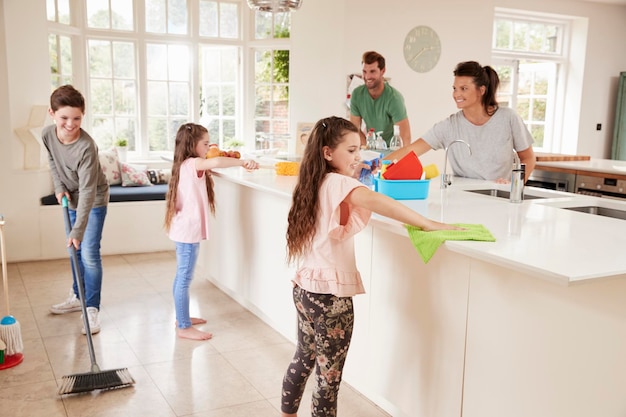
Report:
405,223,496,263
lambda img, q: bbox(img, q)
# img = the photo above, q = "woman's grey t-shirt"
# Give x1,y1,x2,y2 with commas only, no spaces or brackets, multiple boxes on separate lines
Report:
422,107,533,180
41,124,109,240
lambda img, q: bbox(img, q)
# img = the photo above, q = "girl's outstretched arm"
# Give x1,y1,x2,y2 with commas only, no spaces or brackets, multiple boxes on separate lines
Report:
195,157,258,171
344,186,461,232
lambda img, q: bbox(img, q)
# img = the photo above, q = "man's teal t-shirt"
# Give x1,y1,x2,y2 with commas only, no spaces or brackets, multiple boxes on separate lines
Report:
350,82,408,144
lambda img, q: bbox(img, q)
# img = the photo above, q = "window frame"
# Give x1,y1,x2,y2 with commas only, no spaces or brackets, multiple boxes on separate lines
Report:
47,0,257,161
492,8,575,153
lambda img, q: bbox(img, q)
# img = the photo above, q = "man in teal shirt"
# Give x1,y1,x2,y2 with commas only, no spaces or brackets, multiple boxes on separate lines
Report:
350,51,412,148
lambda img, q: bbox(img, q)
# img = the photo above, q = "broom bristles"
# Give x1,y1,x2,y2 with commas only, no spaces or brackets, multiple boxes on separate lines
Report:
0,317,23,356
58,367,135,395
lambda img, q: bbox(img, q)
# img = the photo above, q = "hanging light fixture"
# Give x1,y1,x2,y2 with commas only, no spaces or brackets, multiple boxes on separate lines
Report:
247,0,303,13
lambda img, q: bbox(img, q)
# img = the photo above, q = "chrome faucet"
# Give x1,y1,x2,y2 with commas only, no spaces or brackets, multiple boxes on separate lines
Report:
441,140,472,188
512,149,521,170
510,149,525,203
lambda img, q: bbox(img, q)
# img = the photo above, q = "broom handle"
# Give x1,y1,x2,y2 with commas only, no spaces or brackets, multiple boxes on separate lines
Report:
0,216,10,317
61,198,100,372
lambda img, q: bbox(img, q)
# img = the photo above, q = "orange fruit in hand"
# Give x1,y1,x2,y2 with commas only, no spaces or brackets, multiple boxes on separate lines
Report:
206,147,220,158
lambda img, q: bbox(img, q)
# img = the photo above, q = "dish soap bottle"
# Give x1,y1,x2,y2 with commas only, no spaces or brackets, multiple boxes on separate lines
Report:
375,131,387,150
389,125,403,151
366,128,376,150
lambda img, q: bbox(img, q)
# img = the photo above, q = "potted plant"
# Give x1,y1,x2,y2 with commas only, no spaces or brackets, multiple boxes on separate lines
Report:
114,138,128,162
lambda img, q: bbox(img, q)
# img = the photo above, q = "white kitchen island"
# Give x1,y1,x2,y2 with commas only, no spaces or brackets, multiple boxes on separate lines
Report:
196,166,626,417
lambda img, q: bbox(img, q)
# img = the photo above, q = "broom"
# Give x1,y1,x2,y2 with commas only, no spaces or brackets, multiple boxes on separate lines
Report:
0,215,24,370
57,197,135,395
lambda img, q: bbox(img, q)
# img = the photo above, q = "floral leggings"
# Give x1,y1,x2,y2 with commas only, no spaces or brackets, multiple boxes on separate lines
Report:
281,286,354,417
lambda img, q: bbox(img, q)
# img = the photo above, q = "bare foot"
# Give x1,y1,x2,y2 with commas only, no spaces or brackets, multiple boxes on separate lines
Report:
175,317,207,327
176,327,213,340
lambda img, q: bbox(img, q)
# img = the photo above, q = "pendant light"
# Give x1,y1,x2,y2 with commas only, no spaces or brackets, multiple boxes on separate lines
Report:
247,0,303,13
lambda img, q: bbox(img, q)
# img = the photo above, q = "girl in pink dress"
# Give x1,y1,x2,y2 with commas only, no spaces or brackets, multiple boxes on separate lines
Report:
280,117,460,416
164,123,258,341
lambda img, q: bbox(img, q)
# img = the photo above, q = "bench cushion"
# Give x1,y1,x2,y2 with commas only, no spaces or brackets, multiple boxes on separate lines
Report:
40,184,169,205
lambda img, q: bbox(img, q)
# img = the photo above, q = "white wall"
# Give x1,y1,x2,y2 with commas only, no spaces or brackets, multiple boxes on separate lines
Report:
1,0,626,261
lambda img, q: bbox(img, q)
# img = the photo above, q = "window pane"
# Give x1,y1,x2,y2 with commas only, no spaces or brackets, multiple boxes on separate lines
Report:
202,85,220,115
87,0,110,29
168,0,188,34
147,81,168,115
201,48,219,80
113,42,135,78
49,35,59,75
199,0,218,37
533,99,547,120
148,118,168,150
60,36,72,76
58,0,71,24
92,117,114,147
147,44,168,80
146,0,167,33
274,12,290,37
221,48,237,81
274,84,289,103
494,20,511,49
114,80,136,115
169,82,189,116
168,45,190,81
530,125,544,147
517,98,529,119
255,49,271,83
47,0,56,21
255,11,272,39
222,85,235,116
223,119,235,143
274,50,289,82
115,117,136,150
220,3,238,39
91,79,113,114
255,86,270,117
89,40,112,77
111,0,134,31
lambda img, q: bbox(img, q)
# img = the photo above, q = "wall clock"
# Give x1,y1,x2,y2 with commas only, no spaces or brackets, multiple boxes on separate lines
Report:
403,25,441,73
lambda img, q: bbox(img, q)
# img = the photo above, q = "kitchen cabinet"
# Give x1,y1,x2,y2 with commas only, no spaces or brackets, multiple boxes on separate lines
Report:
612,72,626,160
198,168,626,417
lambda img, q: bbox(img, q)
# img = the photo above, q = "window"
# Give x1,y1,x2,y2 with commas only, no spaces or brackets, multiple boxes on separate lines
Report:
49,34,73,88
47,0,253,159
88,39,138,150
145,0,188,35
47,0,71,25
492,10,572,152
47,0,74,87
251,11,291,151
146,43,191,152
200,46,240,148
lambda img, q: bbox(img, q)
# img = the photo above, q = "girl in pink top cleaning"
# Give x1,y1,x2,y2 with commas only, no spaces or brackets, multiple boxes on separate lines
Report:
164,123,258,340
280,116,460,416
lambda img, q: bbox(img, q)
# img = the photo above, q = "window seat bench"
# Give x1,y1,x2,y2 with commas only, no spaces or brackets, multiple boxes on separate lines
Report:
38,184,172,259
40,184,168,205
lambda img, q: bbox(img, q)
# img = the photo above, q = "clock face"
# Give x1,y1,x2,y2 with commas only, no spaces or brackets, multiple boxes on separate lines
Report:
403,26,442,73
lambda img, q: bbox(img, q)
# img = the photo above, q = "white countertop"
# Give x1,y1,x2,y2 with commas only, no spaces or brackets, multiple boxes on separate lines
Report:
212,166,626,286
536,157,626,176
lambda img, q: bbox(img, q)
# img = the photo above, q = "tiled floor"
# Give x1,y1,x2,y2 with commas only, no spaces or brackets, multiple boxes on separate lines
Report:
0,251,390,417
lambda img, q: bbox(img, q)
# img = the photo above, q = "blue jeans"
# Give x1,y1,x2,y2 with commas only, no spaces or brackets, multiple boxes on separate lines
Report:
68,205,107,310
173,242,199,329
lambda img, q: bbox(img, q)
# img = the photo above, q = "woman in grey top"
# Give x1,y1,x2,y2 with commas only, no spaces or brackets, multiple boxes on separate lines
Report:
386,61,536,182
42,85,109,335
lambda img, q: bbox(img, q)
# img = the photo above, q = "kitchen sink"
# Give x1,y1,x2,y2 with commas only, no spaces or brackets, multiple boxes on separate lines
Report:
464,188,544,200
562,206,626,220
